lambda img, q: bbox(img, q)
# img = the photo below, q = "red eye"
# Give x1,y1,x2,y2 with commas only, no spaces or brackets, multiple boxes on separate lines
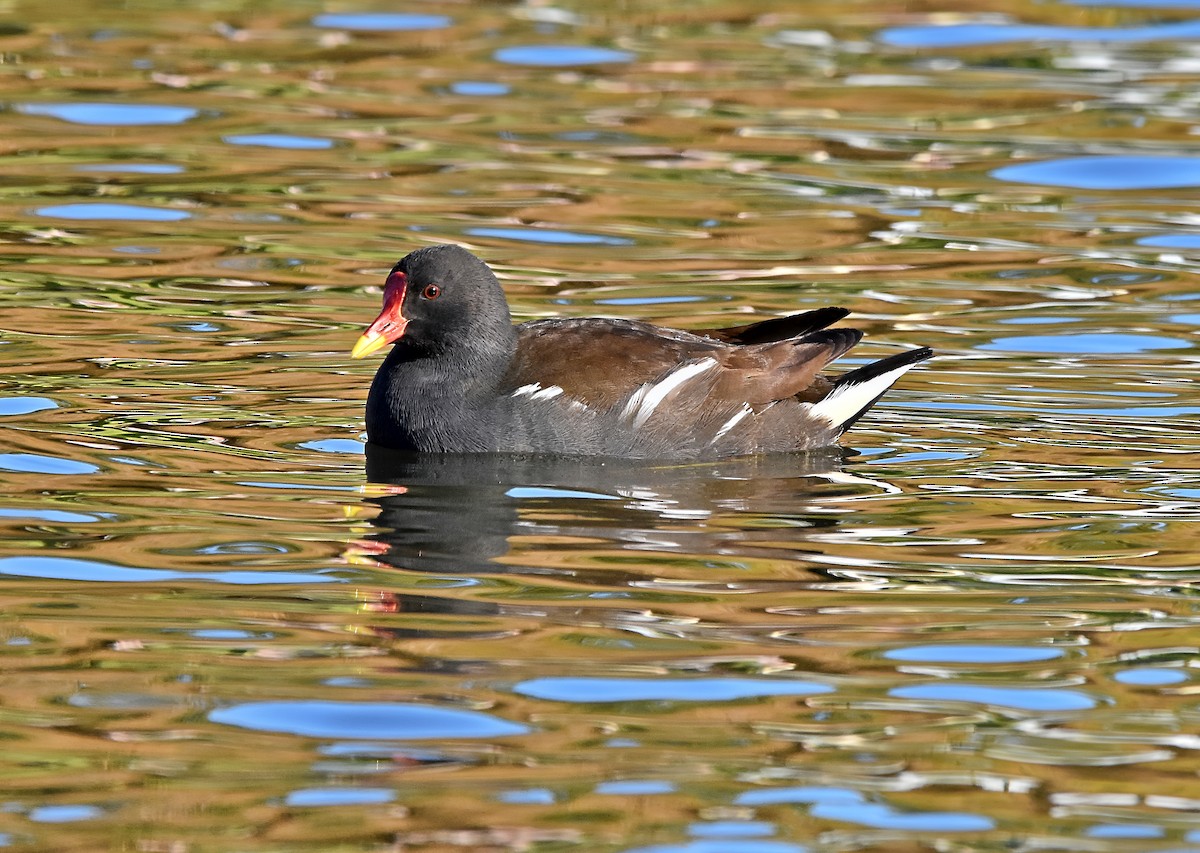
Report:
422,284,441,300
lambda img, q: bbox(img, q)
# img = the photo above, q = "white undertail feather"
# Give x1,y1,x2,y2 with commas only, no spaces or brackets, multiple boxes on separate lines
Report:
808,360,922,430
622,358,718,429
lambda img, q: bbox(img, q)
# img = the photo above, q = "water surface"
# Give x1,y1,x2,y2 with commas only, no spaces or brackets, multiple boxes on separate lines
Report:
0,1,1199,850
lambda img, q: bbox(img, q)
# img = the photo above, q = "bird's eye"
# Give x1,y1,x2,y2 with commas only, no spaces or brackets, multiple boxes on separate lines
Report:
422,284,441,300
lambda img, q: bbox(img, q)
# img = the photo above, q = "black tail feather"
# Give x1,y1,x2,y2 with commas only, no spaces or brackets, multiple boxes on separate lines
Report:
704,306,851,345
795,327,864,360
835,346,934,388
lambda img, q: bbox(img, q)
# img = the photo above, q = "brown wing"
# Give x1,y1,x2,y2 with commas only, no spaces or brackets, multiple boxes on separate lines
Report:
508,315,861,412
509,318,724,410
711,328,861,406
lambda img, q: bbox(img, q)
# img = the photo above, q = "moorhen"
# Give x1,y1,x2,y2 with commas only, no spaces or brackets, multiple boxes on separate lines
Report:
352,244,932,458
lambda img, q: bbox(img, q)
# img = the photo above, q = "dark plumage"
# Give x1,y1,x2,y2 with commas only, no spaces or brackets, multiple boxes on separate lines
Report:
352,244,932,459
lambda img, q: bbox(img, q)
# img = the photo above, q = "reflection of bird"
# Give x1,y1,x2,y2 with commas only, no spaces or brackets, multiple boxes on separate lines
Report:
352,244,931,458
361,446,856,575
354,449,892,639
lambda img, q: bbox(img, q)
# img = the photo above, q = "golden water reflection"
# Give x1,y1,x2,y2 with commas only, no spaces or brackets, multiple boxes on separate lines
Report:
0,0,1199,849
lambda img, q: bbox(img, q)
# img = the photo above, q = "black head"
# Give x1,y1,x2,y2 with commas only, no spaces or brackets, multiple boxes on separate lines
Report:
352,244,514,359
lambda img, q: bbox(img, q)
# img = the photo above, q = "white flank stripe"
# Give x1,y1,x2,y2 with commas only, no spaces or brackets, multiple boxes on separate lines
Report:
712,404,752,443
622,358,717,429
512,383,542,397
531,386,563,401
809,361,921,429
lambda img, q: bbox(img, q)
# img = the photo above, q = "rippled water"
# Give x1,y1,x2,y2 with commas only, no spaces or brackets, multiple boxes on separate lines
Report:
2,1,1200,850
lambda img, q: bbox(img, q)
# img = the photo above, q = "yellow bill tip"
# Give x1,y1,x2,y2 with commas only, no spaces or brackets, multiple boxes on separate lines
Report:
351,333,388,360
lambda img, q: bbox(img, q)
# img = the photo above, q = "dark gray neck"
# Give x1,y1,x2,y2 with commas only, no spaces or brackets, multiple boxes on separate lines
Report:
365,325,517,451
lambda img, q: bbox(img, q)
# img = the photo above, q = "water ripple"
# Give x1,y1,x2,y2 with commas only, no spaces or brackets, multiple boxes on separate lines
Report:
15,103,199,125
210,700,530,739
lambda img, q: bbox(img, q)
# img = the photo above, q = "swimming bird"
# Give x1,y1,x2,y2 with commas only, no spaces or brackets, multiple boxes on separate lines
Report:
352,244,931,458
